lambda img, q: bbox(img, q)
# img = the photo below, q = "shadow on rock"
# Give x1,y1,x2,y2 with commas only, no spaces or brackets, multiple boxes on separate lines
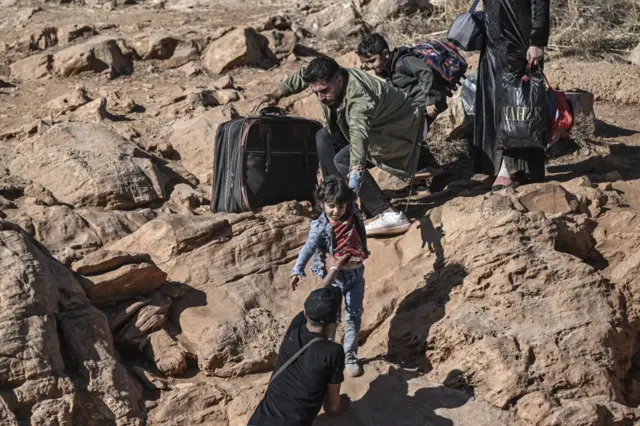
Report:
548,143,640,182
385,263,467,369
168,284,208,335
314,368,472,426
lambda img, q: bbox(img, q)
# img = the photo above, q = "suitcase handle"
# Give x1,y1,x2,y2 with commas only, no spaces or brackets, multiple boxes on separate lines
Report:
259,106,286,117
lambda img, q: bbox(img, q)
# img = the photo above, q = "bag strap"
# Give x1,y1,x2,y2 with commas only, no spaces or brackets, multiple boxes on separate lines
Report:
469,0,481,12
268,337,325,385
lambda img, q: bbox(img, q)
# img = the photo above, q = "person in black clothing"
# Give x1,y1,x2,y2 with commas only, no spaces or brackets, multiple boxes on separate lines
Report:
356,33,450,179
474,0,550,190
249,255,352,426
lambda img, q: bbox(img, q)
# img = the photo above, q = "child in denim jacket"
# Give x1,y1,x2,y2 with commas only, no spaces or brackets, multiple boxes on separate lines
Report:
291,175,368,377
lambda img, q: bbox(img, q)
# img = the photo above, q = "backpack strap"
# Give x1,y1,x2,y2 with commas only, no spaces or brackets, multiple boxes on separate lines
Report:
268,337,325,385
469,0,481,12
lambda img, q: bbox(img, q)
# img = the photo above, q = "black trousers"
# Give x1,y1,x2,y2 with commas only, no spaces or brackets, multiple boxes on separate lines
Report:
316,128,391,217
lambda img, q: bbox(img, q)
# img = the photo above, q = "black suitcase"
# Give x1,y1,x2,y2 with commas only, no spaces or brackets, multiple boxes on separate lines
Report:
212,108,323,213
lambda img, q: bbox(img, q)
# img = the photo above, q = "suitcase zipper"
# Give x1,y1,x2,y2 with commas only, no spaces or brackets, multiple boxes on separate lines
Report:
265,132,272,173
225,120,243,212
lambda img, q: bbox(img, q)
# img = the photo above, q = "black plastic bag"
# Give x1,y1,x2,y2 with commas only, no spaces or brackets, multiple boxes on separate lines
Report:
497,71,549,150
461,71,477,116
447,0,486,52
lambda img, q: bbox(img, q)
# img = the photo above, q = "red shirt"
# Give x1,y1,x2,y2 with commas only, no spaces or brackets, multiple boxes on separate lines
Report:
328,211,368,265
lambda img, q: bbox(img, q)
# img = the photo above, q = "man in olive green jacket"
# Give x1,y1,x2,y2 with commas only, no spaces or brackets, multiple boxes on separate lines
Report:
253,57,424,236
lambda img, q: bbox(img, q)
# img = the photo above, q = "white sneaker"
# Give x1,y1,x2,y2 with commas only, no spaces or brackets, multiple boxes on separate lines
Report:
345,362,364,377
365,211,411,236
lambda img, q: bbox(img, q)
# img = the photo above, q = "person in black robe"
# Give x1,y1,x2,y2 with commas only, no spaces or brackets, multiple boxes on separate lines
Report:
473,0,550,190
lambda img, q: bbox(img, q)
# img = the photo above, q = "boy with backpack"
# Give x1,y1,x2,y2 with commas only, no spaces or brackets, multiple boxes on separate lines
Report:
357,33,465,179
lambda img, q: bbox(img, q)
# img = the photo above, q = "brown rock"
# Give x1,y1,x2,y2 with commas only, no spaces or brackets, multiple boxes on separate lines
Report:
167,106,240,184
199,308,288,377
131,366,169,391
288,93,323,122
335,51,362,68
109,206,309,376
179,61,202,77
213,74,235,90
116,292,172,349
302,2,361,38
18,27,58,52
146,329,188,376
11,205,103,264
66,97,108,122
58,23,97,45
0,221,143,424
202,27,278,75
166,183,203,215
9,54,52,80
82,261,168,304
516,183,578,215
262,29,297,59
9,123,169,209
422,193,635,410
53,36,135,78
149,382,229,425
142,34,181,60
46,86,92,117
72,248,153,275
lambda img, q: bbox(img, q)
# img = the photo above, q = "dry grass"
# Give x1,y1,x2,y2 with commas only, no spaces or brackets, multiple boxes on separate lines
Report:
374,0,640,59
549,0,640,58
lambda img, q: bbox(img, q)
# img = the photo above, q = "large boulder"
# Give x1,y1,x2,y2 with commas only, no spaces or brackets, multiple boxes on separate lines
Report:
108,202,311,376
150,382,229,425
72,248,168,305
302,2,361,39
10,204,156,264
0,221,143,424
9,53,52,80
420,194,635,418
52,36,135,78
9,123,170,209
202,27,278,75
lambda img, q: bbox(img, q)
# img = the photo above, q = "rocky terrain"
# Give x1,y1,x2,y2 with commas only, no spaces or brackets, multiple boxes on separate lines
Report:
2,0,640,425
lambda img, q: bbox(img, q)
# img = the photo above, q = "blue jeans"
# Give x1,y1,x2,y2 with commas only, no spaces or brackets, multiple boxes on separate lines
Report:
331,266,365,364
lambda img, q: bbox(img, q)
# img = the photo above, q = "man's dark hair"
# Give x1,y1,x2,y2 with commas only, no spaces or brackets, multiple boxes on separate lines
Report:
356,33,390,57
302,57,343,84
313,175,356,219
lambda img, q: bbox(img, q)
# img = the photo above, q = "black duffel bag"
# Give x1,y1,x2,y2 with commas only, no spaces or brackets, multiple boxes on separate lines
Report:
447,0,486,52
497,70,550,150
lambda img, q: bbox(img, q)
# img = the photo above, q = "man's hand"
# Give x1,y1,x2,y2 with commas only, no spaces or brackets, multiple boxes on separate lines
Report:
325,253,351,271
426,104,438,118
290,275,303,291
527,46,544,67
251,91,283,114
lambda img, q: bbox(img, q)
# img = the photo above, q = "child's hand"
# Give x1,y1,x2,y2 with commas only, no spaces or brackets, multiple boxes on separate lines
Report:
426,104,438,118
290,275,303,291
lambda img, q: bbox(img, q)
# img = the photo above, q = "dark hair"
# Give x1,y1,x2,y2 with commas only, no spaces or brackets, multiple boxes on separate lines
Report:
356,33,390,57
302,57,343,84
313,175,356,219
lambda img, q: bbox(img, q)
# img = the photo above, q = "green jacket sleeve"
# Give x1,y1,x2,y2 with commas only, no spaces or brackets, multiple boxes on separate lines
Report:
401,56,445,107
346,95,375,169
280,67,309,97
